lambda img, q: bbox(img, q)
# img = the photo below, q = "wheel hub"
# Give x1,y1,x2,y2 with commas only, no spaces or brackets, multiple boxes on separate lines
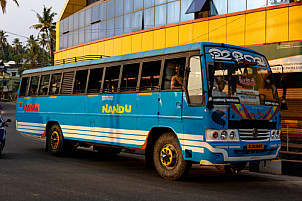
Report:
50,131,59,150
160,145,177,167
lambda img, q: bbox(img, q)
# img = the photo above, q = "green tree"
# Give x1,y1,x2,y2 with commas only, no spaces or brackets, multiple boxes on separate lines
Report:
0,30,8,57
0,0,19,14
31,5,57,65
23,35,40,68
12,38,22,54
39,33,47,49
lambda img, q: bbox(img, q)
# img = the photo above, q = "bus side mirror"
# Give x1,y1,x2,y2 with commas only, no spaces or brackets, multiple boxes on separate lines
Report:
279,72,288,111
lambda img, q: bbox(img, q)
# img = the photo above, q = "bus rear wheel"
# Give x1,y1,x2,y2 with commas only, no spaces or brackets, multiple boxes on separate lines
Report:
47,124,66,156
153,133,191,180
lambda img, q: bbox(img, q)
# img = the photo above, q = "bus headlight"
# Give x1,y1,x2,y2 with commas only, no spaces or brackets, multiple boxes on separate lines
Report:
221,131,228,140
206,129,239,141
213,131,219,139
270,130,281,140
271,131,276,139
229,131,236,139
275,130,280,139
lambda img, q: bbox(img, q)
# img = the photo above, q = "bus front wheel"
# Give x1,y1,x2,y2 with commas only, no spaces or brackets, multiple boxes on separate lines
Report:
153,133,191,180
47,124,66,156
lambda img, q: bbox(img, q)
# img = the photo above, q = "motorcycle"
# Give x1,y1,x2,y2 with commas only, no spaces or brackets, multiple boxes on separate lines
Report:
0,106,11,157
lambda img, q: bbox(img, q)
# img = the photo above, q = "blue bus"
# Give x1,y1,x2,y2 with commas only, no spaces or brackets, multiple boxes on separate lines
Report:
16,42,284,180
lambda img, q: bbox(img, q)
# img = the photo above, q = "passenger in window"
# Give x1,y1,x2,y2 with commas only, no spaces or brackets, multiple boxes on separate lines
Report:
171,64,183,89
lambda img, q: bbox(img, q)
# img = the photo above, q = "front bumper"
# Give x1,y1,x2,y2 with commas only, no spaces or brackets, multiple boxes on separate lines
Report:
182,140,280,165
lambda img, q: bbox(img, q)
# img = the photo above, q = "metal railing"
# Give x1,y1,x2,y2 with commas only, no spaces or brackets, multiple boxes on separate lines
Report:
281,122,302,153
24,55,110,70
54,55,109,66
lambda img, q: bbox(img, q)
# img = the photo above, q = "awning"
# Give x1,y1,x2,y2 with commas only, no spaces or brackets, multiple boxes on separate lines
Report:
185,0,207,14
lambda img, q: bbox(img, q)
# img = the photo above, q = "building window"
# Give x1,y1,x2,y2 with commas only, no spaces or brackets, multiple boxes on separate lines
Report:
144,8,155,29
167,1,180,25
155,4,167,27
228,0,246,13
12,72,16,77
115,16,124,36
132,10,143,32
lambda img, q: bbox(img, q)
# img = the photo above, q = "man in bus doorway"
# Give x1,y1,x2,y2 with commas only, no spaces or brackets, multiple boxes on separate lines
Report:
171,64,183,89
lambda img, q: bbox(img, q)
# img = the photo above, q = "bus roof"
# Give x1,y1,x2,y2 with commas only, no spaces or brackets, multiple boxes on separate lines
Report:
22,42,263,75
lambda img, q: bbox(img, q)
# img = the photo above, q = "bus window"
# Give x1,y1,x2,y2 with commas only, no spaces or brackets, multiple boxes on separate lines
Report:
38,75,50,95
19,77,29,96
28,76,40,96
103,66,120,93
187,56,203,105
73,70,88,94
140,60,161,91
50,73,62,95
120,63,140,92
87,68,104,93
61,71,75,95
162,58,186,90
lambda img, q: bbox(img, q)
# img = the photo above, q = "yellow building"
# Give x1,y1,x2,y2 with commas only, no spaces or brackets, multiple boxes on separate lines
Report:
55,0,302,121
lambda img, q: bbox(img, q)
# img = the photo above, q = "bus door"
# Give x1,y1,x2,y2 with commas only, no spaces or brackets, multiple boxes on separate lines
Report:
158,92,183,122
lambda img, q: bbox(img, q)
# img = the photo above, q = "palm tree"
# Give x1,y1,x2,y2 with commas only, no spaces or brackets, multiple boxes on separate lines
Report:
0,0,19,14
12,38,22,54
31,5,57,65
39,33,47,49
0,30,8,57
23,35,40,68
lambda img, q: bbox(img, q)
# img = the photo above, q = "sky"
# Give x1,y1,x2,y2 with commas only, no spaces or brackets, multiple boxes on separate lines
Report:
0,0,65,44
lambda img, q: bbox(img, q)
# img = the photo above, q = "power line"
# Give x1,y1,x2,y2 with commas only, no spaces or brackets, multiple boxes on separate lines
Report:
0,29,29,39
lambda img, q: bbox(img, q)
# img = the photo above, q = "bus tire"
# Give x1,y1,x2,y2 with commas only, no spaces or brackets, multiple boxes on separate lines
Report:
47,124,66,156
153,133,191,180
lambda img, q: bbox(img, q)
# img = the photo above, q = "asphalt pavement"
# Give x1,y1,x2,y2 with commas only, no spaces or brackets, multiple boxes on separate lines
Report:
1,101,302,201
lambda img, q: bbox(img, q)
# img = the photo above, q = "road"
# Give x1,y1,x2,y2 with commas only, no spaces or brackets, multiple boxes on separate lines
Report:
1,101,302,201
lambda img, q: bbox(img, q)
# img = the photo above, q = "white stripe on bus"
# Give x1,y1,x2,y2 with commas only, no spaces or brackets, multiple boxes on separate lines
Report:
61,125,148,136
18,125,45,131
18,129,44,134
63,133,144,146
62,129,147,141
18,122,46,127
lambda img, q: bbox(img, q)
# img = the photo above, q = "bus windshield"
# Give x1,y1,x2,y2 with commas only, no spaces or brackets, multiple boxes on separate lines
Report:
208,61,278,105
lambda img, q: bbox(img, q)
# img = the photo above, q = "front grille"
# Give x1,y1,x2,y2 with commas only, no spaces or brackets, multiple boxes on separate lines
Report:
229,120,276,129
239,129,270,141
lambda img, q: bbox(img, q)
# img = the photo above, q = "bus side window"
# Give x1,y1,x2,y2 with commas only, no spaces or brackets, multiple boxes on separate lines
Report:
87,68,104,93
19,77,30,97
162,58,186,90
120,63,140,92
28,76,40,96
73,70,88,94
103,66,120,93
38,75,50,95
50,73,62,95
187,56,203,105
140,60,161,91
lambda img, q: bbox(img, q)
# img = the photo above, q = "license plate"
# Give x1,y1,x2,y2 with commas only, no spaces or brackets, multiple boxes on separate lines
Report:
247,143,264,150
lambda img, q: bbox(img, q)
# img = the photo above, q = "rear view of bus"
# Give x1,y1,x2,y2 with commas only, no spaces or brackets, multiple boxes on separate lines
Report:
16,42,283,180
